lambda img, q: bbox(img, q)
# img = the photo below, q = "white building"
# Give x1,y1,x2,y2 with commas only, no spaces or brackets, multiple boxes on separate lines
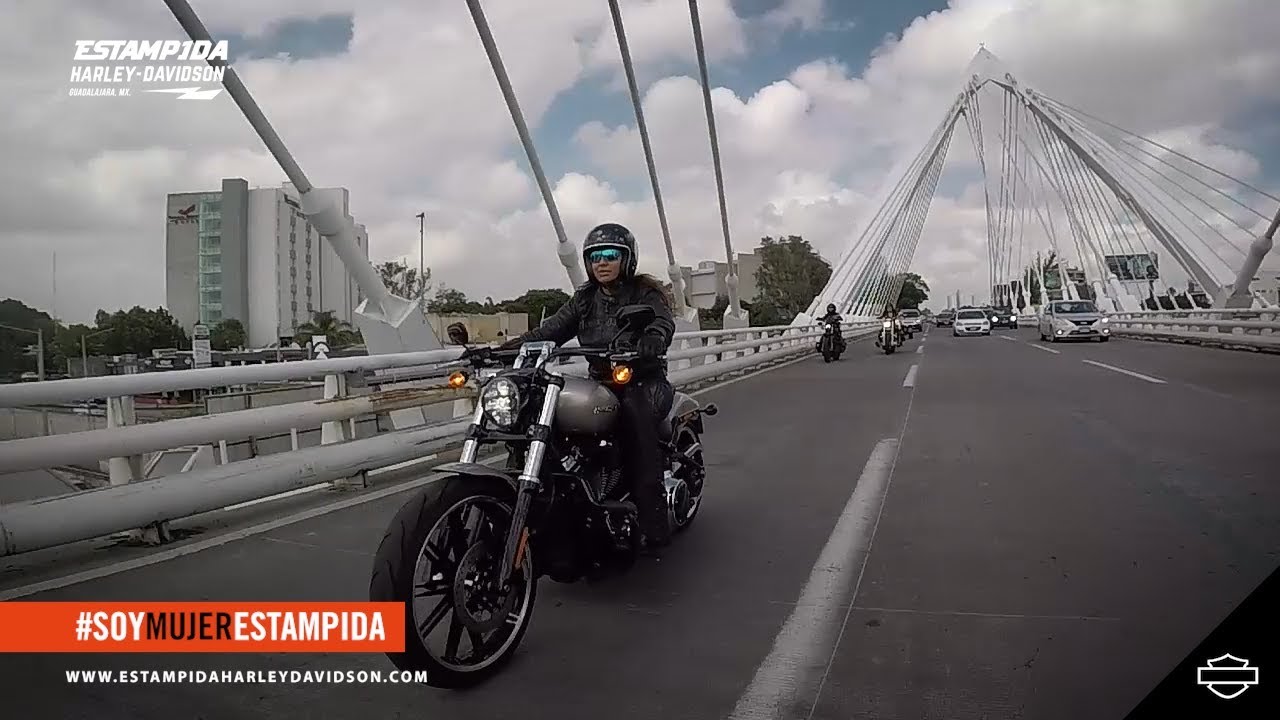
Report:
679,250,762,309
165,178,368,348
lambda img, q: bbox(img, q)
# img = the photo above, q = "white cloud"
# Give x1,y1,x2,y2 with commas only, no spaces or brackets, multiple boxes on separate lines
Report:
2,0,1278,326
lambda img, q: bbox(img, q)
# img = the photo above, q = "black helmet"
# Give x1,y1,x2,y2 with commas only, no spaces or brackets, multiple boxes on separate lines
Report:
582,222,638,281
827,303,837,314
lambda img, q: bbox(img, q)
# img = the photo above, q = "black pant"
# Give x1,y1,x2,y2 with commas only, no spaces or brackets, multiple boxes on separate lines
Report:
615,373,675,546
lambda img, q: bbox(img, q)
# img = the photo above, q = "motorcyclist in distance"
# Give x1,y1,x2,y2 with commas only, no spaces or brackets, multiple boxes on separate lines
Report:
499,223,676,555
876,303,902,346
816,303,846,353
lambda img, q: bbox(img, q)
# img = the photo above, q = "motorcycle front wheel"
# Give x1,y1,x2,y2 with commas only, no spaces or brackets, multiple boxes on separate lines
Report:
369,474,536,689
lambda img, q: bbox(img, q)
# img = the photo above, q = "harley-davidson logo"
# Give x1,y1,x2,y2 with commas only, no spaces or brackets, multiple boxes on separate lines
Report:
1196,653,1259,700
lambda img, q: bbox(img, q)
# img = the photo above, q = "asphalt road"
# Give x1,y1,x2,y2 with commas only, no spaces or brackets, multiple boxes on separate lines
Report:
1,329,1277,720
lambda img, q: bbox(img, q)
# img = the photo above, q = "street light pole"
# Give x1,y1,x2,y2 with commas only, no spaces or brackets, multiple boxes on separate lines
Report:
416,212,425,311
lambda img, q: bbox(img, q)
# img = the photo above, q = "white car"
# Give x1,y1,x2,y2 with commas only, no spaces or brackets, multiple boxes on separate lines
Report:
899,309,923,335
952,308,991,336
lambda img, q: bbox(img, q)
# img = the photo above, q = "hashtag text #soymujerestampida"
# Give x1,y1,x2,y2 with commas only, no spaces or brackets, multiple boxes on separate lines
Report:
80,611,387,642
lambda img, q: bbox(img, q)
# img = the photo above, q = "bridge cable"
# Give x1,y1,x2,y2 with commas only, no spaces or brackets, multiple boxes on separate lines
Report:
606,0,691,317
826,104,959,314
1047,103,1260,257
840,106,960,313
1035,95,1279,206
686,0,742,318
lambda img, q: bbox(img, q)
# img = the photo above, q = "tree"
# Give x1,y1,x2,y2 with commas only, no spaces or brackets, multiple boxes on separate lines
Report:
0,298,58,378
498,289,571,323
377,260,431,311
210,319,246,351
896,272,930,309
698,294,730,330
750,235,832,326
294,310,360,349
92,306,189,357
426,286,484,314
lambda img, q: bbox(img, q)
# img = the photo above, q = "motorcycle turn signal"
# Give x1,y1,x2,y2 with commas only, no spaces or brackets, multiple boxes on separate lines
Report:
611,364,634,385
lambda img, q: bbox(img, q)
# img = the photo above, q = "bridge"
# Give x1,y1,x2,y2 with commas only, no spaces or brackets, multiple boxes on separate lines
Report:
2,1,1279,718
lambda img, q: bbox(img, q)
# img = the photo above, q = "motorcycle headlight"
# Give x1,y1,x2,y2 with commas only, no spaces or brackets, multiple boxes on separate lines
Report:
480,377,522,427
882,320,892,328
1100,317,1109,323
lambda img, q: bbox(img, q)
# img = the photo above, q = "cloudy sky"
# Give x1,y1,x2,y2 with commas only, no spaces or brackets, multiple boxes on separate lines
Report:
3,0,1279,324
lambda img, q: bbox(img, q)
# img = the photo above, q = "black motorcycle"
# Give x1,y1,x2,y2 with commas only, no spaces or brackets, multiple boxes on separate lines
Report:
819,320,844,362
369,304,716,688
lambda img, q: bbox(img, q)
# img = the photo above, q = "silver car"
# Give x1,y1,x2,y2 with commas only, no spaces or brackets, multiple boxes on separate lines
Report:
952,308,991,336
1038,300,1111,342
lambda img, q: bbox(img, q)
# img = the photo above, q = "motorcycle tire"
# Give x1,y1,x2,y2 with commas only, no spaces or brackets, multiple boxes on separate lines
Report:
369,474,535,689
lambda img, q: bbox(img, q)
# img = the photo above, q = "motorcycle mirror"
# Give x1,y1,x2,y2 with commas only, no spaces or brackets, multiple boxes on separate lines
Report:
446,322,470,345
615,304,655,331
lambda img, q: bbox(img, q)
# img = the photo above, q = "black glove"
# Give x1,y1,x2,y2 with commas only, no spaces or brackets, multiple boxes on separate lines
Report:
637,332,665,359
498,335,524,351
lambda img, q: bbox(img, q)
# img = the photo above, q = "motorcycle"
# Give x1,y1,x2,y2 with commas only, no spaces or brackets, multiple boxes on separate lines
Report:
819,320,843,362
877,319,900,354
369,304,717,689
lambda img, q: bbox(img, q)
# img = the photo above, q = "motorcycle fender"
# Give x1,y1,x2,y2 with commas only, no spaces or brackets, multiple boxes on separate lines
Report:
431,461,519,495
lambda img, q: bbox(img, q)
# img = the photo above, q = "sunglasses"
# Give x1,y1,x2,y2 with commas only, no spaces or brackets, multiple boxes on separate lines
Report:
587,248,623,264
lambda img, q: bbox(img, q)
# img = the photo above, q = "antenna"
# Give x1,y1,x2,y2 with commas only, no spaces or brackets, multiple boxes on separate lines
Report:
51,251,58,323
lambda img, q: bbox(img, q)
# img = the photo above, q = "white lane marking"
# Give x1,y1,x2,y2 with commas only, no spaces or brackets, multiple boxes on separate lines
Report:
1027,342,1061,355
728,439,899,720
0,453,507,601
0,360,808,600
903,364,919,388
915,345,924,354
998,335,1018,341
1082,359,1167,384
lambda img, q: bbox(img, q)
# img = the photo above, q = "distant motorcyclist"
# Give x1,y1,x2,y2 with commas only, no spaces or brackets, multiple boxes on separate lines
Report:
816,303,846,353
500,223,675,555
876,304,902,346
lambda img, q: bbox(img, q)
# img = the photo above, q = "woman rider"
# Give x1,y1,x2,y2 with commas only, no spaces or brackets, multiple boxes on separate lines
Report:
500,223,676,555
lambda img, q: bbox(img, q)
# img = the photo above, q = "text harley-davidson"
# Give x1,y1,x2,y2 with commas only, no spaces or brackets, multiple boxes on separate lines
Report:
369,304,717,688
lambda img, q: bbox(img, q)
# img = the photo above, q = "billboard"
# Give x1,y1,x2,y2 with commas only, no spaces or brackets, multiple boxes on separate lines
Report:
1105,252,1159,281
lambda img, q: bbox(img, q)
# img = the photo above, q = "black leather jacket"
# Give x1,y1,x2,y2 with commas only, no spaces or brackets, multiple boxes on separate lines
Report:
520,280,675,377
818,312,843,326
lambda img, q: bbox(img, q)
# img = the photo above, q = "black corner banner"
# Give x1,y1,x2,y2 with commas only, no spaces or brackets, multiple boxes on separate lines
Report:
1124,565,1278,718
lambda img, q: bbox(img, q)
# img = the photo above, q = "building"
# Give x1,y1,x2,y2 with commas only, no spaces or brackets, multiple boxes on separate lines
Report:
1251,269,1280,306
679,250,762,309
165,178,368,349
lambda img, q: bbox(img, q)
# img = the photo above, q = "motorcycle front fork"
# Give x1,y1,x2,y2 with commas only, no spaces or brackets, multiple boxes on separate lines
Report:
489,377,562,590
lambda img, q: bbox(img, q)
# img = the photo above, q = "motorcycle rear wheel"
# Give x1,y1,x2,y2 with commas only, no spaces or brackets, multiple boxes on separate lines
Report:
369,475,536,689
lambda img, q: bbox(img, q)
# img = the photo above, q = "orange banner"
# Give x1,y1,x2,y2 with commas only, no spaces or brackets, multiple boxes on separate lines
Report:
0,602,405,653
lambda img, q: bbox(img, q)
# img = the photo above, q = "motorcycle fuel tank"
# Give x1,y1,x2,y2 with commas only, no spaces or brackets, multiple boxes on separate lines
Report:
554,375,621,436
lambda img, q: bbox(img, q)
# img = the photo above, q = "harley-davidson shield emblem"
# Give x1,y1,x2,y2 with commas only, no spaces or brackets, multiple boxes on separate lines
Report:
1195,653,1259,699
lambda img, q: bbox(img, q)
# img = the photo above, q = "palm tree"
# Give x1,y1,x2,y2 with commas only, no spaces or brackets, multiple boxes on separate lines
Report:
294,310,361,349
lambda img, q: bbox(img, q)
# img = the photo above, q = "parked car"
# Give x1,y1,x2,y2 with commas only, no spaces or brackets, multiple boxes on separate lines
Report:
953,308,991,336
1038,300,1111,342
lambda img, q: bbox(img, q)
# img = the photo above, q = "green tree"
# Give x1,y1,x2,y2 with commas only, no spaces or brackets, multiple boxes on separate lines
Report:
377,259,431,311
0,298,58,378
294,310,360,349
426,286,486,314
92,306,189,357
210,318,247,351
750,235,832,326
697,294,729,330
498,288,572,323
895,272,930,309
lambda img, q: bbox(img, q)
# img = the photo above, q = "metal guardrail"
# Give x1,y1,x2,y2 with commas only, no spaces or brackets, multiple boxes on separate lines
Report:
0,321,879,557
